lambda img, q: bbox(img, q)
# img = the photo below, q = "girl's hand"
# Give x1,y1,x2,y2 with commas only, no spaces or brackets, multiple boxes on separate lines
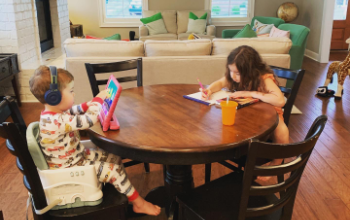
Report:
200,88,212,100
230,91,255,98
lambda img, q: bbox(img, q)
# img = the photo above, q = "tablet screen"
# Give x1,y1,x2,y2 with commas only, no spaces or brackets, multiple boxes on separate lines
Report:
106,79,119,108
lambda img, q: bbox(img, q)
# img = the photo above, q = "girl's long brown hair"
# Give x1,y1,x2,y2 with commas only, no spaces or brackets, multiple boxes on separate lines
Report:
225,45,276,92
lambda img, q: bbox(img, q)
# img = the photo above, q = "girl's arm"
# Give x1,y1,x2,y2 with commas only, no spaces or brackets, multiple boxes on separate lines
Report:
201,77,228,99
231,78,286,107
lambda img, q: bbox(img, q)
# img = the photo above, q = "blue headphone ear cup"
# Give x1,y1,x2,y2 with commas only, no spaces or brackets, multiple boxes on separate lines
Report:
45,90,61,106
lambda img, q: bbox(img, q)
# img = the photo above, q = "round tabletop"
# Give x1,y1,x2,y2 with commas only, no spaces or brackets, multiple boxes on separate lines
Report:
88,84,278,165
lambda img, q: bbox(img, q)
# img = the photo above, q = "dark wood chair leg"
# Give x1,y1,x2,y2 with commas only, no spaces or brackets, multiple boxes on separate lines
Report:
0,210,4,220
144,162,150,173
11,76,21,107
205,163,211,183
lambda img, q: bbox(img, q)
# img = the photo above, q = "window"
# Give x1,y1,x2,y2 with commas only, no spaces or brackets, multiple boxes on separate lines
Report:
333,0,348,20
98,0,148,27
205,0,255,26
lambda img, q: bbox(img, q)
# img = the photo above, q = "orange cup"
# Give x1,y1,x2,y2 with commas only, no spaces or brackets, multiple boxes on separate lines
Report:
220,101,238,125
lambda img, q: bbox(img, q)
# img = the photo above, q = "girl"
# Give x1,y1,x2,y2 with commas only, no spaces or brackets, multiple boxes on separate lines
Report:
201,46,289,180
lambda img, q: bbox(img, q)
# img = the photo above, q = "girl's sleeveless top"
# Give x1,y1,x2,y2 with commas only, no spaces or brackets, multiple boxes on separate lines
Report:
261,74,284,120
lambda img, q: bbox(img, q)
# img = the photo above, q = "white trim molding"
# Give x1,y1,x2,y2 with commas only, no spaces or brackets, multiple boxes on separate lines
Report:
205,0,255,27
98,0,148,27
319,0,335,63
305,49,320,62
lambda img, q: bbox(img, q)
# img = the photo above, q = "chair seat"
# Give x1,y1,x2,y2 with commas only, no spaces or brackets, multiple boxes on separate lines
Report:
177,172,282,220
48,184,128,219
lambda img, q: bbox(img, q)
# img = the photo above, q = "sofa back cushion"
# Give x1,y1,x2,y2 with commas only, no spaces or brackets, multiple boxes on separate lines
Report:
143,10,177,34
144,39,212,56
64,39,144,57
177,10,211,34
211,38,292,56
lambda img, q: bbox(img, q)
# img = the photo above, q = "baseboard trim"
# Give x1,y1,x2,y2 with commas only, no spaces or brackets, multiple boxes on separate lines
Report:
304,49,320,62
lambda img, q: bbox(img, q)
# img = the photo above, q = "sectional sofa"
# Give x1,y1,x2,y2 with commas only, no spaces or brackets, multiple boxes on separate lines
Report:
64,38,292,103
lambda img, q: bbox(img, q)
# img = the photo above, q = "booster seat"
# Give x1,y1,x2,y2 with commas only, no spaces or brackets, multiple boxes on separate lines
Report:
27,122,103,211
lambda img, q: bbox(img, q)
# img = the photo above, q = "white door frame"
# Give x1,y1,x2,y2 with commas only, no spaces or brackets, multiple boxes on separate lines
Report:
319,0,335,63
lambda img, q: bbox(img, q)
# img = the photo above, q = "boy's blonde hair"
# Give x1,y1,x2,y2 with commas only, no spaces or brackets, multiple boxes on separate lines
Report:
29,65,74,104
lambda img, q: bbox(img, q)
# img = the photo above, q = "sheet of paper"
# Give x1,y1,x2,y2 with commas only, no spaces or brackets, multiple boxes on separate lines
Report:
186,90,232,105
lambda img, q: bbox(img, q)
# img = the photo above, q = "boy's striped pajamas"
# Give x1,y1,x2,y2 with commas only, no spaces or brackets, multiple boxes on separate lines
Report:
39,97,138,201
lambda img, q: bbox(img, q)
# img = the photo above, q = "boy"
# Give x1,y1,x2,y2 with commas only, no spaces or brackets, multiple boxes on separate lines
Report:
29,65,161,216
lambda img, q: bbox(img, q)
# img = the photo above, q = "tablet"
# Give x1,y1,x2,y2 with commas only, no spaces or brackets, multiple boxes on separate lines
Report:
99,75,122,131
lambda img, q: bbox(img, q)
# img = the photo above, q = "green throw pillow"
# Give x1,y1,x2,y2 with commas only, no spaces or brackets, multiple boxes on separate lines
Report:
104,34,121,40
186,12,208,34
140,12,168,35
233,24,257,38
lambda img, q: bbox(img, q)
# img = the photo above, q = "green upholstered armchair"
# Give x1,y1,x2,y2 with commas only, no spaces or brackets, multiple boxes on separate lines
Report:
222,16,285,38
222,17,310,71
278,24,310,70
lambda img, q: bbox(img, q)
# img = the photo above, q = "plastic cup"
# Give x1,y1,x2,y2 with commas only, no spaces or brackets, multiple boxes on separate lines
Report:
220,101,238,125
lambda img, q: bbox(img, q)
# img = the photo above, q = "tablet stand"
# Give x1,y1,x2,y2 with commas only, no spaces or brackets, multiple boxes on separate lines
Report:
99,105,120,131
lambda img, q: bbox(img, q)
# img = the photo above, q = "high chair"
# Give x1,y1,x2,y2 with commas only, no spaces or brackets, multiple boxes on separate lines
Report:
0,97,128,220
27,122,103,210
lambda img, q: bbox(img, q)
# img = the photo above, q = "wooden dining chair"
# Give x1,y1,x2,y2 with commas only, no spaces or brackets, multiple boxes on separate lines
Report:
85,58,150,173
177,115,327,220
0,97,128,220
271,66,305,127
205,67,305,183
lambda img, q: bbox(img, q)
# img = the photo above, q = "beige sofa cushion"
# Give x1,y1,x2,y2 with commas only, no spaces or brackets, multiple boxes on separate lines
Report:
139,33,178,42
142,10,177,34
64,39,144,57
177,10,211,34
144,39,212,56
211,38,292,56
142,55,290,86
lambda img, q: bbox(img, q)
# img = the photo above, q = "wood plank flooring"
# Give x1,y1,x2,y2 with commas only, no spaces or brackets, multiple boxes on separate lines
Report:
0,54,349,220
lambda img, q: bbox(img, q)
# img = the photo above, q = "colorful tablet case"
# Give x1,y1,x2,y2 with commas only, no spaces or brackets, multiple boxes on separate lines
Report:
99,75,122,131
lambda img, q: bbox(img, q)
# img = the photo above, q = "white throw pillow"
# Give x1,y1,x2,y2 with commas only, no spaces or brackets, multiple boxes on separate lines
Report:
140,12,168,36
252,19,274,35
186,12,207,34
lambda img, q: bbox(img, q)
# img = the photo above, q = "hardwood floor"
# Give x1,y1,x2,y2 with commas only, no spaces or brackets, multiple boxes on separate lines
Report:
0,55,349,220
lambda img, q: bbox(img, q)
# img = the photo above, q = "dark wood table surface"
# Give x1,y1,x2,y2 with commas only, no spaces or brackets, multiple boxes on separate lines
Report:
87,84,278,216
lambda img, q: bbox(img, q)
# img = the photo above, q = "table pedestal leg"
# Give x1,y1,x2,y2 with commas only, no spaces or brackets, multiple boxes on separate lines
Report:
164,165,194,198
145,165,194,218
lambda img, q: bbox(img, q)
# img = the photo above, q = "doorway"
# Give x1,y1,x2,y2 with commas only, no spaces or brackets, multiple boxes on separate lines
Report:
36,0,54,53
331,0,350,49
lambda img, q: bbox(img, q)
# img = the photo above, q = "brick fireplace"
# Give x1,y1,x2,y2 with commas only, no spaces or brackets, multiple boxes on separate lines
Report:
0,0,70,102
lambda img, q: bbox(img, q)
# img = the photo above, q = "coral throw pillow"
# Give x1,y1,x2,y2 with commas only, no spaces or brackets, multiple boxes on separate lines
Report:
269,26,290,38
85,35,101,39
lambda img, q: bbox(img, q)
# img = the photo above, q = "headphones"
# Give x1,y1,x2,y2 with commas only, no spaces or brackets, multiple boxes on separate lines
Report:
44,66,62,106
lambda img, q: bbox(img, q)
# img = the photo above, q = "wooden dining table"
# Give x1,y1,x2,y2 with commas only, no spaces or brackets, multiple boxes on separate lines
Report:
87,84,278,215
